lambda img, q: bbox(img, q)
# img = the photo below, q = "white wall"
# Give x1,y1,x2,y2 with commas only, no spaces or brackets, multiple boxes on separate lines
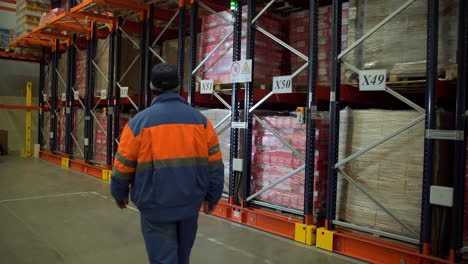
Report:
0,6,41,152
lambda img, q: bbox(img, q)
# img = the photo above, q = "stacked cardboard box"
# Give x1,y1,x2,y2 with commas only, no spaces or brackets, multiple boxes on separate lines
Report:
337,109,424,236
199,109,231,192
346,0,457,80
250,113,329,221
289,3,349,85
198,6,284,85
16,0,50,37
0,28,10,49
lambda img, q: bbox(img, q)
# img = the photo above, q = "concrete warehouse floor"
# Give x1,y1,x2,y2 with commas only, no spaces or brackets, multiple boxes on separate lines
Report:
0,154,367,264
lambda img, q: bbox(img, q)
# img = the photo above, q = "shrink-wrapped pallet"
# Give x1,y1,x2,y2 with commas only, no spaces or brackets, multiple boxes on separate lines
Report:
337,109,424,236
345,0,458,80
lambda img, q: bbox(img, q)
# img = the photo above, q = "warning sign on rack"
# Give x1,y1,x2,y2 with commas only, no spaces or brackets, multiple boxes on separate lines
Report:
230,59,252,83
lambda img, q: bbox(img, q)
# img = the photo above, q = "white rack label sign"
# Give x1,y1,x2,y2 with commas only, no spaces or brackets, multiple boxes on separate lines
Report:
74,91,79,100
359,70,387,91
232,122,247,129
230,59,252,83
272,75,293,94
120,87,129,98
200,80,214,94
100,90,108,99
61,93,66,101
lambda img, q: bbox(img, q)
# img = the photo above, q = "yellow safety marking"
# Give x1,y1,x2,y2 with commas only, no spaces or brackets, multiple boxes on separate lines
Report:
61,158,70,168
316,227,334,251
294,223,317,245
102,170,112,181
21,82,32,157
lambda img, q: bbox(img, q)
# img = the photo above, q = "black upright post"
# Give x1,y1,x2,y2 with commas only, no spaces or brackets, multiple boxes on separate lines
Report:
304,0,319,225
188,0,198,106
50,40,59,153
326,0,342,229
420,0,438,253
138,16,148,110
241,0,255,203
145,5,154,107
65,37,76,156
84,24,97,162
38,48,45,149
113,18,122,156
230,4,242,204
178,2,186,95
106,30,116,166
450,0,468,260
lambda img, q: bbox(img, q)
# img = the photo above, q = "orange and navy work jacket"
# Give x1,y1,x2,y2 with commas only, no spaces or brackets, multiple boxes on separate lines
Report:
110,93,224,222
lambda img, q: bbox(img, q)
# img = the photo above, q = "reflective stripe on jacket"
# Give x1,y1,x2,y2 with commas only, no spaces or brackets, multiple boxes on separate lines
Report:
110,93,224,222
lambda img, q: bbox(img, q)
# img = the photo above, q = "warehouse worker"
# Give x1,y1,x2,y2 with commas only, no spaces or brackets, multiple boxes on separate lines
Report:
110,63,224,264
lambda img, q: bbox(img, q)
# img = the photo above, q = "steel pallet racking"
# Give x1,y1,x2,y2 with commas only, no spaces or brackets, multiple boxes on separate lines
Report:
9,0,467,263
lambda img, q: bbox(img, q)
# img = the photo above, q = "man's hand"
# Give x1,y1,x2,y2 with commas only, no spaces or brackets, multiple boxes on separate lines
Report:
116,199,129,209
203,201,217,214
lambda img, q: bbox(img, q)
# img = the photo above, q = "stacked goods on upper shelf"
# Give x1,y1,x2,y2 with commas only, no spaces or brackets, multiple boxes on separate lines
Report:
345,0,458,82
198,6,285,86
249,112,329,222
289,3,349,86
337,109,424,236
74,37,140,96
0,28,11,50
39,8,65,26
16,0,51,37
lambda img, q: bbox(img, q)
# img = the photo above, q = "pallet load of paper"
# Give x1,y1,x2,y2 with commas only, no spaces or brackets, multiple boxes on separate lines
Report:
345,0,458,81
337,109,424,236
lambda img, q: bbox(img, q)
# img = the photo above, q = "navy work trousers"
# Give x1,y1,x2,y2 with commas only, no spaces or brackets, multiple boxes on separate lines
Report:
140,214,199,264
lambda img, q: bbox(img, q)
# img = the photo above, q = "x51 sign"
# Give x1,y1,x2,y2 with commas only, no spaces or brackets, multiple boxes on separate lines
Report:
359,70,387,91
200,80,214,94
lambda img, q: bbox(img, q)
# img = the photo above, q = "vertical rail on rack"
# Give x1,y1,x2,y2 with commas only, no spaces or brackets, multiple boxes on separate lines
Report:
450,0,468,261
178,0,186,95
241,0,255,205
188,0,198,106
113,18,122,156
106,29,116,166
326,0,342,230
146,4,154,107
65,36,76,156
38,48,45,149
50,40,59,153
85,23,97,162
304,0,319,225
230,2,242,204
138,15,148,110
420,0,438,254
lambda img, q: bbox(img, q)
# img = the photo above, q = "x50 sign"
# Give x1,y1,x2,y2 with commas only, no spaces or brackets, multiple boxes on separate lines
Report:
359,70,387,91
272,75,293,94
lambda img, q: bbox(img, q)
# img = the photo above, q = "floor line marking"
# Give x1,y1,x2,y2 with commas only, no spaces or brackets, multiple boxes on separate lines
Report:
1,203,67,260
91,192,140,213
0,191,97,203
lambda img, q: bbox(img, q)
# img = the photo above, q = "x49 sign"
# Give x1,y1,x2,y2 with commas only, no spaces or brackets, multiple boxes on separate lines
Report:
272,75,293,94
200,80,214,94
359,70,387,91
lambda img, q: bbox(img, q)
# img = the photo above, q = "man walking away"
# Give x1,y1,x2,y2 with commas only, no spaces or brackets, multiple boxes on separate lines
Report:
110,63,225,264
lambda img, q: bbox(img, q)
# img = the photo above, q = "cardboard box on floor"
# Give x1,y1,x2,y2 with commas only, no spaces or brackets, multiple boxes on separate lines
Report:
0,130,8,154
